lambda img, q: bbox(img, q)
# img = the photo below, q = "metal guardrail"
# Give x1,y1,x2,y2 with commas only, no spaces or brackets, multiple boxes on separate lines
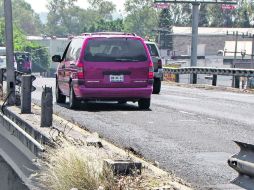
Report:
163,67,254,77
0,68,42,156
163,67,254,88
228,141,254,189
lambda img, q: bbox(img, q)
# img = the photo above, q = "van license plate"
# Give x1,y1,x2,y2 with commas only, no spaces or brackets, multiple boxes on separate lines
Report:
110,75,124,82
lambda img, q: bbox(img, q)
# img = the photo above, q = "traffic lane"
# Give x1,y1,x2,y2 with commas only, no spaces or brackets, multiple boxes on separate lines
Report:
48,101,247,189
154,84,254,126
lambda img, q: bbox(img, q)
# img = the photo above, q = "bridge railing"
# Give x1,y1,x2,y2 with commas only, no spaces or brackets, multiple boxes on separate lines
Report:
163,67,254,88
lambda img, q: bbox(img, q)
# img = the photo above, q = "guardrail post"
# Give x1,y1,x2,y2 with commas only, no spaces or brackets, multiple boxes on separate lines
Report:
41,86,53,127
190,73,197,84
212,74,217,86
0,69,3,100
234,76,240,88
21,75,32,113
175,74,180,83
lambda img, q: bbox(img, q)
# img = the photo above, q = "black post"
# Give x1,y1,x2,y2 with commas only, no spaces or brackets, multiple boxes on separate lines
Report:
41,86,53,127
191,73,197,84
21,75,32,113
212,74,217,86
175,74,180,83
234,76,240,88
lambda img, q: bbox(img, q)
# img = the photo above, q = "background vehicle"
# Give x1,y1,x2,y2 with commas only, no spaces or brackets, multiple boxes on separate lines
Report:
53,32,153,110
14,52,32,73
145,41,163,94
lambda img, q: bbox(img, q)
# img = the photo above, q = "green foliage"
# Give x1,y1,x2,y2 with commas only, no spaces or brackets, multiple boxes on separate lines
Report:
158,9,173,49
46,0,116,36
0,19,50,70
0,0,43,35
199,4,209,27
124,0,159,38
86,19,124,33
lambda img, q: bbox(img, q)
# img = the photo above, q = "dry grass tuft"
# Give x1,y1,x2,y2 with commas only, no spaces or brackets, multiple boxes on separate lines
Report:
38,137,173,190
39,138,116,190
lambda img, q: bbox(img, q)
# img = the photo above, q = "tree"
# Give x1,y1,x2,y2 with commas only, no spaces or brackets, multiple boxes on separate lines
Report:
199,4,209,27
124,0,159,37
46,0,77,36
86,19,124,32
234,0,254,27
157,9,173,49
88,0,116,20
0,0,43,35
0,19,50,70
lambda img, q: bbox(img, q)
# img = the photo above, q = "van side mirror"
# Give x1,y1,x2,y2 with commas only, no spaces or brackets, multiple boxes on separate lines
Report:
52,55,62,62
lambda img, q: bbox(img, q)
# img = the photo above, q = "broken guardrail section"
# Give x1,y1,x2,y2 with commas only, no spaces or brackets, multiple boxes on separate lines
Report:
228,141,254,189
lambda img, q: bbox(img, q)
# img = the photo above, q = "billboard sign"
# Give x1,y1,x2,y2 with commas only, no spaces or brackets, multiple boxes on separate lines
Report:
154,2,171,8
221,4,237,10
154,0,237,4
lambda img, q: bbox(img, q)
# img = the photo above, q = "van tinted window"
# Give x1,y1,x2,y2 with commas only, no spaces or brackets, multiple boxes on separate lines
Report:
84,38,147,62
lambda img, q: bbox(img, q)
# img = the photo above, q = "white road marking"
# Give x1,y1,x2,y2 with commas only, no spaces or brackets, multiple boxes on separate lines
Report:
179,110,196,116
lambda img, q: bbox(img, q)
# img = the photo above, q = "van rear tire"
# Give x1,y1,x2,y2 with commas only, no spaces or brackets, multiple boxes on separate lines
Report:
69,85,79,109
138,98,151,110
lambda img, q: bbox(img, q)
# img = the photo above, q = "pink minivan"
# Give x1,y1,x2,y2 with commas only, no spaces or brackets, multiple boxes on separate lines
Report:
53,32,153,109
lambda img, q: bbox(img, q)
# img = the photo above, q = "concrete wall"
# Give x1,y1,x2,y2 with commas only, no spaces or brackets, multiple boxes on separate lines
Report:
0,156,28,190
172,35,251,56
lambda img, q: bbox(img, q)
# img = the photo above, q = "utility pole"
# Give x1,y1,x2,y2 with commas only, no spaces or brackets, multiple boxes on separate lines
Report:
190,3,200,84
4,0,15,105
252,36,254,69
154,0,237,85
232,31,238,87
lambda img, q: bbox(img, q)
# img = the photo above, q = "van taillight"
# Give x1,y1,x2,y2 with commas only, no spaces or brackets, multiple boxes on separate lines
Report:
148,62,154,79
158,59,162,69
77,63,84,79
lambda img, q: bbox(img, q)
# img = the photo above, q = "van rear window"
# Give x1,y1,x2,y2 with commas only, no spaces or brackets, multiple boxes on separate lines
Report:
84,38,148,62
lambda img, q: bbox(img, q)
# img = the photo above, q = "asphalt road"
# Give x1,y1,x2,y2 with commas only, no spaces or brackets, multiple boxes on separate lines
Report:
33,77,254,189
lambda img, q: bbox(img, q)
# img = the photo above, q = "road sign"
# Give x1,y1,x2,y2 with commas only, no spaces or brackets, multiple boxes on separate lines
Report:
221,4,237,10
154,0,237,4
154,2,170,9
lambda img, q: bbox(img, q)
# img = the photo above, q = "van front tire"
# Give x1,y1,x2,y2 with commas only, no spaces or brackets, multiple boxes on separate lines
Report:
56,82,66,103
138,98,151,110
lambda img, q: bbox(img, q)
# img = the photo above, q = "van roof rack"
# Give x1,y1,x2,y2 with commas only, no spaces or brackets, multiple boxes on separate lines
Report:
89,32,137,36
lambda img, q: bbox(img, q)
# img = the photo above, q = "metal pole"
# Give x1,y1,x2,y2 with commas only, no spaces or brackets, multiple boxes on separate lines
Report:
4,0,15,105
232,31,238,87
190,3,200,84
251,34,254,69
0,69,3,100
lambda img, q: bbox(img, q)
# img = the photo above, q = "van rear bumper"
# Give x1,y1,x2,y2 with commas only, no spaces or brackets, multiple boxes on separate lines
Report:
73,85,152,100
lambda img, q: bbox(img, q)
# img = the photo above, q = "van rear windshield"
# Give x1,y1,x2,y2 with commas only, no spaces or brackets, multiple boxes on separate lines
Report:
84,38,148,62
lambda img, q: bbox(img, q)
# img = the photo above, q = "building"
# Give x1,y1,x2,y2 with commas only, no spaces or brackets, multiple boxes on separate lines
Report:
164,27,254,69
27,36,70,70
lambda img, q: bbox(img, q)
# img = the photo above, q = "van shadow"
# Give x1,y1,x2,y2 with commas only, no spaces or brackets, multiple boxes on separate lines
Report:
56,101,152,112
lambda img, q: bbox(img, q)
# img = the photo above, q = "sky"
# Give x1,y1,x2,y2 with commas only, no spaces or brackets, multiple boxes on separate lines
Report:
24,0,126,13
